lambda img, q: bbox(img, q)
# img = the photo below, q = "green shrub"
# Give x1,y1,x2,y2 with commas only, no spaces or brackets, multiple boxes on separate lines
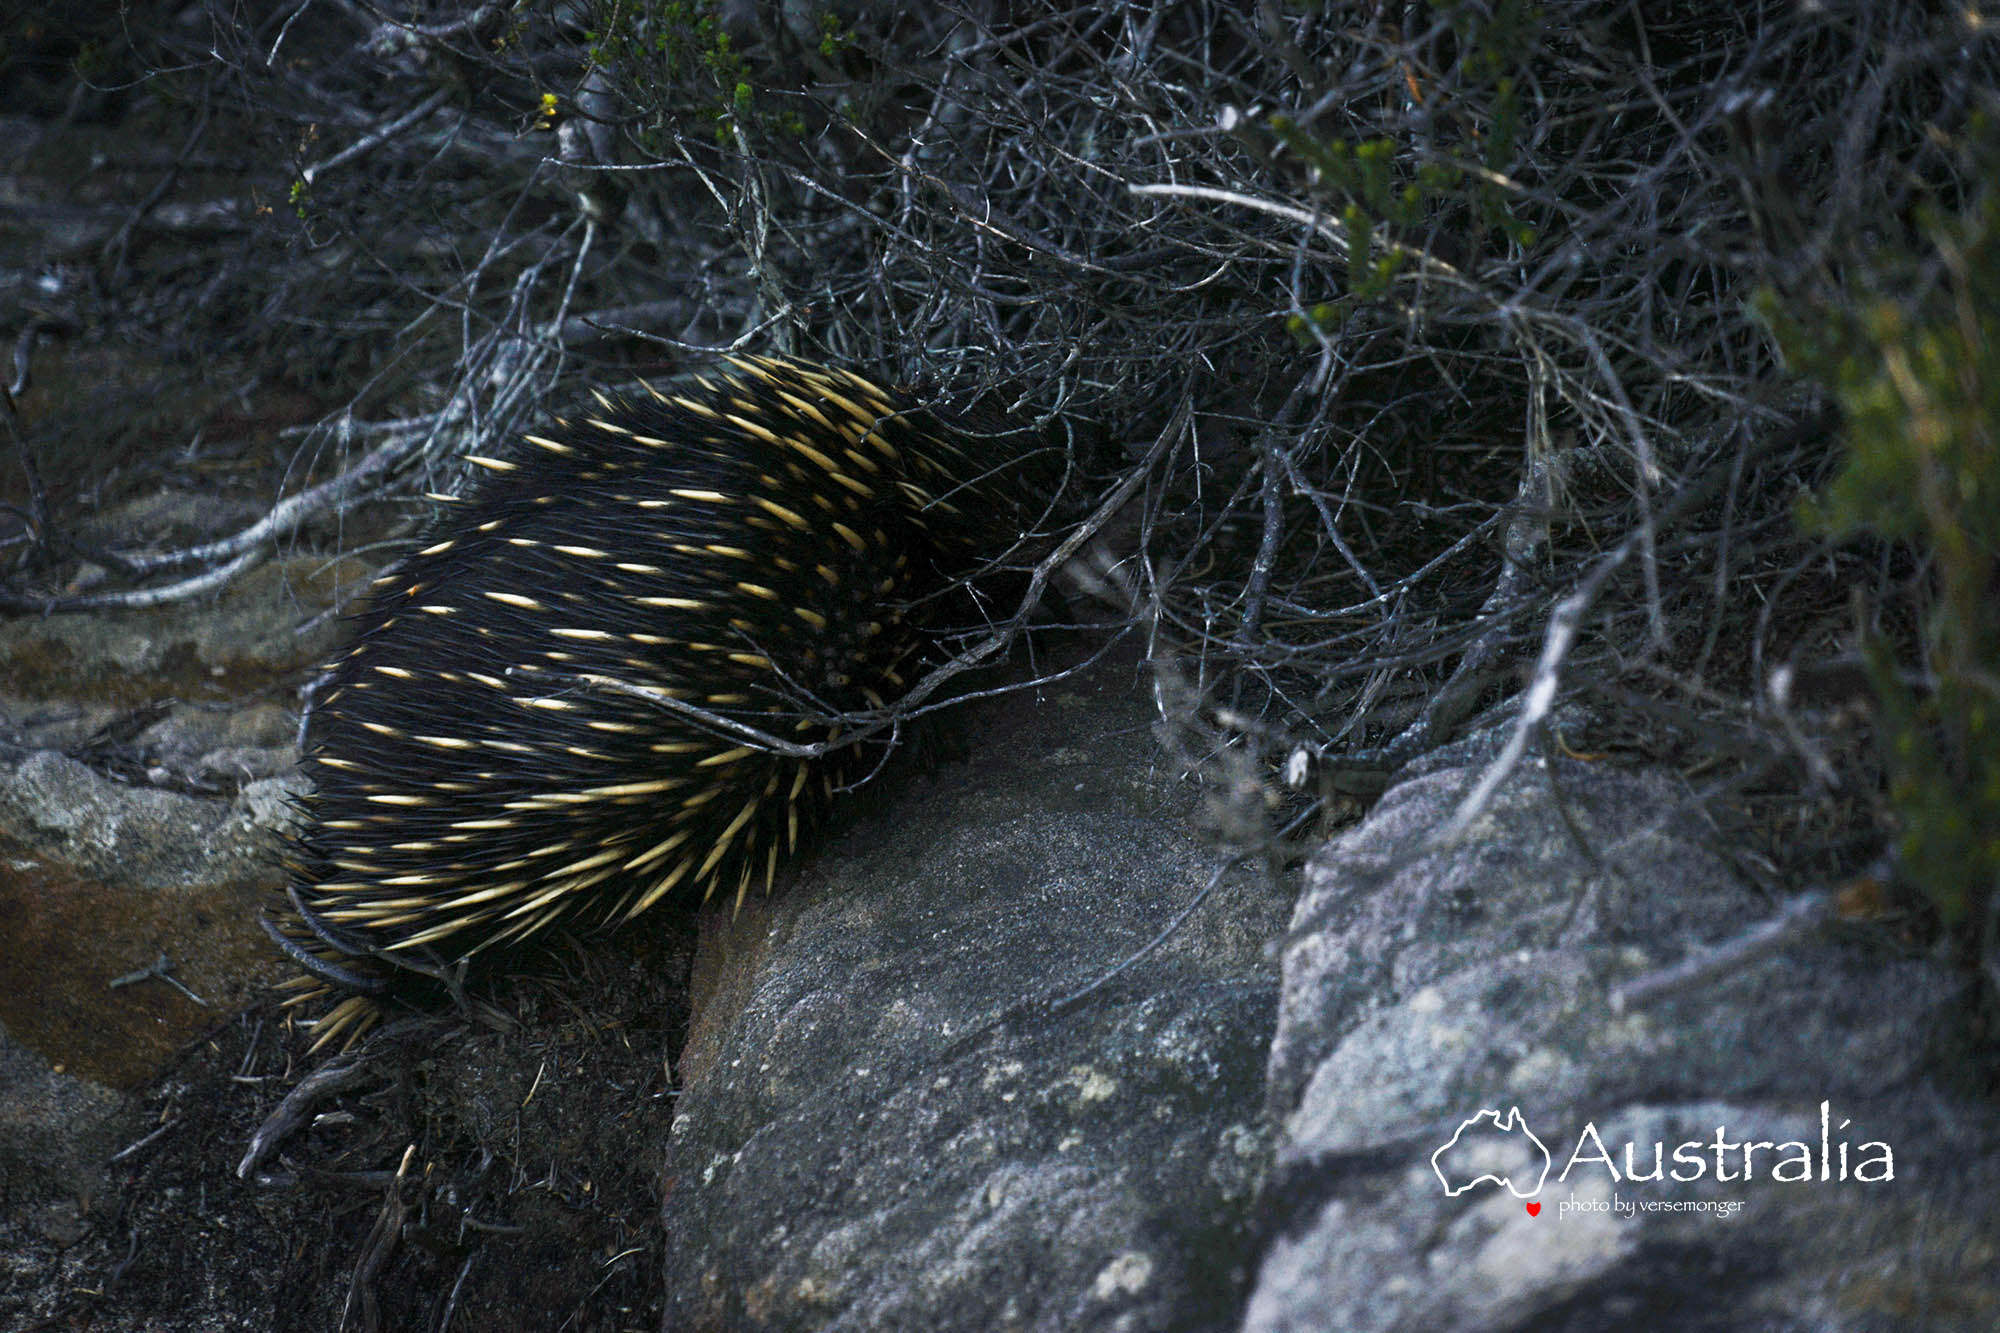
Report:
1764,128,2000,965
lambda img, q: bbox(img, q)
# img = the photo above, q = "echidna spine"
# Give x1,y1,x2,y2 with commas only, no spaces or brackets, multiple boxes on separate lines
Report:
266,355,1047,1046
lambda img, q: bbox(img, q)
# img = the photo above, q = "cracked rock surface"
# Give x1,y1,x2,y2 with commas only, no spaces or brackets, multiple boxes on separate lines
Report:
1247,723,2000,1333
661,646,1289,1331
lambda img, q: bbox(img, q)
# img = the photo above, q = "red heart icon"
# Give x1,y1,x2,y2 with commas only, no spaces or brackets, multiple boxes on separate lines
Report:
1525,1203,1541,1217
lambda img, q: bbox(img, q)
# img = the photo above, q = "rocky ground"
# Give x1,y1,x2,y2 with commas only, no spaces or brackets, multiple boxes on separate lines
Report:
4,585,1998,1328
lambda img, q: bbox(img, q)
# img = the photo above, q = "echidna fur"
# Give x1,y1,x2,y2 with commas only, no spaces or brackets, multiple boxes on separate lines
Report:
266,355,1049,1046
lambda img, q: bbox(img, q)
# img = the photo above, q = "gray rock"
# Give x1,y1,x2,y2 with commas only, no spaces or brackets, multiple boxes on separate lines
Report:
661,648,1291,1330
1246,729,2000,1332
0,556,359,703
0,1022,131,1216
0,749,295,1088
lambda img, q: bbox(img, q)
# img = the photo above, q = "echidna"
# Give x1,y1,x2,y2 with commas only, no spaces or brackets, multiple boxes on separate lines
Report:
266,355,1053,1044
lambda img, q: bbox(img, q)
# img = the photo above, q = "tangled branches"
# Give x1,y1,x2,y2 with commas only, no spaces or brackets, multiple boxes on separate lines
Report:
4,1,1995,912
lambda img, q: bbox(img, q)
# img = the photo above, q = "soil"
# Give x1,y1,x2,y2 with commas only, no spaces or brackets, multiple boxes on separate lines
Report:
1,927,696,1333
